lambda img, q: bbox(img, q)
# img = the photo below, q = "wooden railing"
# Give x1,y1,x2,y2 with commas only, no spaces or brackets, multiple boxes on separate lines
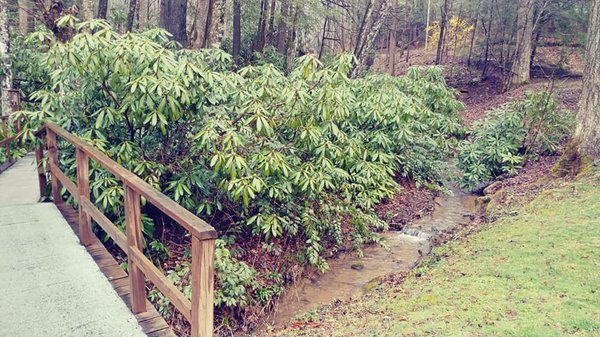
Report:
0,115,20,171
36,122,217,337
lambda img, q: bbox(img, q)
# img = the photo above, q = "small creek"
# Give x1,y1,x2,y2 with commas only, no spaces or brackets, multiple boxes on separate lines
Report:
265,186,478,327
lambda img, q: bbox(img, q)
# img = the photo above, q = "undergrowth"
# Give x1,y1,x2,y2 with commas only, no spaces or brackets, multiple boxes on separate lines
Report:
457,91,572,190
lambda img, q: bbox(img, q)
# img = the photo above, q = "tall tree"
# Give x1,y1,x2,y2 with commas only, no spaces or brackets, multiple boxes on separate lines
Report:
435,0,449,64
353,0,374,60
353,0,393,76
189,0,213,49
254,0,269,52
138,0,149,29
387,1,398,74
97,0,108,19
266,0,277,45
232,0,241,63
160,0,188,46
127,0,138,31
208,0,226,47
510,0,536,87
18,0,35,34
0,0,11,116
76,0,94,21
572,0,600,158
284,4,298,71
276,0,288,54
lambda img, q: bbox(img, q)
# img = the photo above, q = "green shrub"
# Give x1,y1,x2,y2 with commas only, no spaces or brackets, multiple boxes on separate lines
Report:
14,18,464,325
457,91,572,189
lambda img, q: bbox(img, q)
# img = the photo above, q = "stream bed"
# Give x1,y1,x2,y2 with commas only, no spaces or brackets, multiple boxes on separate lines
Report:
266,186,478,327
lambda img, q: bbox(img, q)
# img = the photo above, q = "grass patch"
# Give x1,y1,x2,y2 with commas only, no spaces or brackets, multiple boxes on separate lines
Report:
272,171,600,337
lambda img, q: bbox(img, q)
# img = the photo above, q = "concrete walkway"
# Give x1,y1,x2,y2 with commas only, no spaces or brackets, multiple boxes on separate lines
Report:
0,156,147,337
0,154,40,205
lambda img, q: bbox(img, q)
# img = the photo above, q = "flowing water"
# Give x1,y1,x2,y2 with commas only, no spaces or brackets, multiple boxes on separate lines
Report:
265,186,478,327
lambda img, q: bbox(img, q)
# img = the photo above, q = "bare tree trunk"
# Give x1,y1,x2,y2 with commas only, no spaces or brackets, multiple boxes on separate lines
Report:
573,0,600,158
405,1,412,63
276,0,288,54
284,5,298,71
254,0,269,52
97,0,108,19
530,28,541,67
138,0,149,29
80,0,96,21
481,0,494,78
387,1,398,74
510,0,535,87
266,0,277,46
18,0,35,34
127,0,138,31
435,0,449,65
353,0,373,59
467,14,477,67
208,0,226,47
353,0,393,77
233,0,241,63
425,0,430,49
0,0,11,116
318,16,329,60
160,0,188,46
188,0,212,49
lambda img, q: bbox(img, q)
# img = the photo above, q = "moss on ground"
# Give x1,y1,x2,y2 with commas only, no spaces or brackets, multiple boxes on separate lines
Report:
271,170,600,337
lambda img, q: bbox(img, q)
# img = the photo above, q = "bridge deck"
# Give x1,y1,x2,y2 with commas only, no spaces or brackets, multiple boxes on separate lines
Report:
0,156,175,337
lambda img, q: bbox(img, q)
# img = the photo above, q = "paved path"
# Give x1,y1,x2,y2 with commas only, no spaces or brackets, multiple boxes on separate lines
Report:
0,156,147,337
0,154,40,205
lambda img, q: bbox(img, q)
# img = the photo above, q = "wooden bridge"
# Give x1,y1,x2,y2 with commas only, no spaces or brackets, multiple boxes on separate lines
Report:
0,121,217,337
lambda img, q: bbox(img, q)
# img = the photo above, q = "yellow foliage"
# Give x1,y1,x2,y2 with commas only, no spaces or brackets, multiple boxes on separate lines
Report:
427,16,474,56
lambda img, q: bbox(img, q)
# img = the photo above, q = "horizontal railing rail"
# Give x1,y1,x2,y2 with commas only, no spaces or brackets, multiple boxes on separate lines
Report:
37,122,217,337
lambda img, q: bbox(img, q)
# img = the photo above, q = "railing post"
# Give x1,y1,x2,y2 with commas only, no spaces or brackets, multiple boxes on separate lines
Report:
34,142,47,200
1,118,10,163
191,237,215,337
46,129,62,204
76,148,93,246
124,184,147,314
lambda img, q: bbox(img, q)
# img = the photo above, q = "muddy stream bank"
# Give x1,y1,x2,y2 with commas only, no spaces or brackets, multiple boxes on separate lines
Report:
264,186,479,328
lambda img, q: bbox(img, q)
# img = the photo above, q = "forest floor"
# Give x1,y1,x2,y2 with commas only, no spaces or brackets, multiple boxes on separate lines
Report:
455,75,582,126
268,158,600,337
375,45,584,126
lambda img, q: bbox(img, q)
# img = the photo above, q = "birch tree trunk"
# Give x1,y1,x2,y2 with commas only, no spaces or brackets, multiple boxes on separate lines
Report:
0,0,12,116
573,0,600,158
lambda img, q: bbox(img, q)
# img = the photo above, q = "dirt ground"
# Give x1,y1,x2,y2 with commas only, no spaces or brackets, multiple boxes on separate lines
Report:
456,77,582,126
374,45,584,126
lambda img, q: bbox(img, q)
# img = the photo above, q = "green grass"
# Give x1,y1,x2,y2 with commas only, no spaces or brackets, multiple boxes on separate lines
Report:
273,171,600,337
